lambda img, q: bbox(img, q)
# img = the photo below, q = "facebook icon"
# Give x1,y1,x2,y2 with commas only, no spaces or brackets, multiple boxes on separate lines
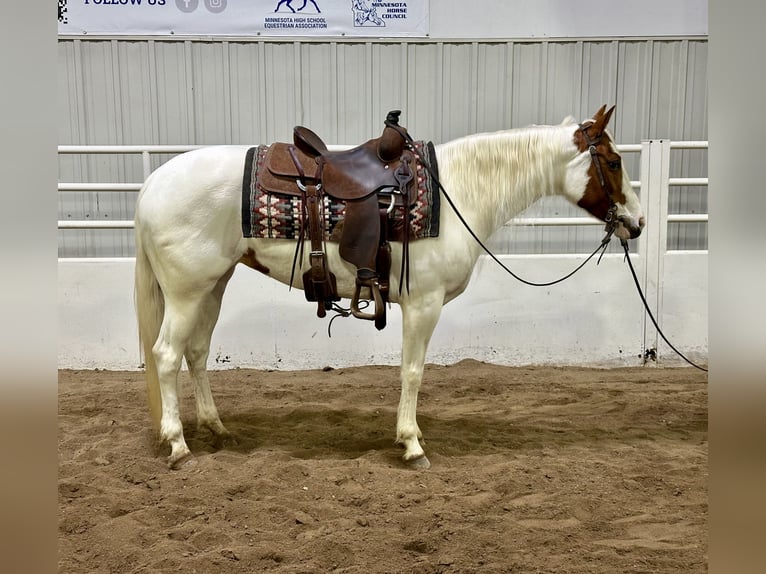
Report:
175,0,199,12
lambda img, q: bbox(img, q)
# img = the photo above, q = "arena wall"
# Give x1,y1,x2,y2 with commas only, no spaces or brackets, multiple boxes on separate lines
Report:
57,2,708,369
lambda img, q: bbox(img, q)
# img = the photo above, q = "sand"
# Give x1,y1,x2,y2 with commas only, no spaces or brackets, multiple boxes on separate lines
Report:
59,360,707,573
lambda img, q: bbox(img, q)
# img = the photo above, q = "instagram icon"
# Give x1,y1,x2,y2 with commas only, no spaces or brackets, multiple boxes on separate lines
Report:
205,0,227,13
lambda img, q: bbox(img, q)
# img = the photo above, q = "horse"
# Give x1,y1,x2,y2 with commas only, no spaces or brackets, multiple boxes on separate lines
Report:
134,105,644,470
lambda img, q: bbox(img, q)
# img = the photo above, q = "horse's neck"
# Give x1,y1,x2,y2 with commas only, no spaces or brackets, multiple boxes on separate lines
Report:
436,126,573,241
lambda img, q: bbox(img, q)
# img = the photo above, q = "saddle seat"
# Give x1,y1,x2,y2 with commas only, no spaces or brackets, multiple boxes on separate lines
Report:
256,111,417,330
294,116,406,163
263,109,415,205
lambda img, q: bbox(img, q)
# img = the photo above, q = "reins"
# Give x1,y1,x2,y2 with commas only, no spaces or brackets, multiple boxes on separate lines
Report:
394,123,619,287
424,163,619,287
391,123,707,372
619,239,708,372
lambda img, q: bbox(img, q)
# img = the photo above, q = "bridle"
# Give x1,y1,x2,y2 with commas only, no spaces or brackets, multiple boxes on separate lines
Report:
578,122,620,238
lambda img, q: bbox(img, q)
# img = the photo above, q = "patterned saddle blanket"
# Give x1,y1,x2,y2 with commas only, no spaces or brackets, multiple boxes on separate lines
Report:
241,140,440,241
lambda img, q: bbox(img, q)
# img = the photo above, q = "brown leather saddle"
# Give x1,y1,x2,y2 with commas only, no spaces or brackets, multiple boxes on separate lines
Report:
257,111,418,330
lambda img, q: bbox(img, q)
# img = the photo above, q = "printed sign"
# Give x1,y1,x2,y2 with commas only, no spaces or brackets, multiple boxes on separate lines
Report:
57,0,429,37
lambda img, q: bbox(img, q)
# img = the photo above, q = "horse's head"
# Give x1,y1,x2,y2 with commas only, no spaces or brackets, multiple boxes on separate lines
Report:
569,105,645,240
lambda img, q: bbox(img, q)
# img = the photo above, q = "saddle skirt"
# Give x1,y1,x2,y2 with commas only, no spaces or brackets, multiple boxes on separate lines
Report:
241,140,441,242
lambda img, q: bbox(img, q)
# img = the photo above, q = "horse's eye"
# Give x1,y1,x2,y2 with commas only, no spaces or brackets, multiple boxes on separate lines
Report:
607,159,621,170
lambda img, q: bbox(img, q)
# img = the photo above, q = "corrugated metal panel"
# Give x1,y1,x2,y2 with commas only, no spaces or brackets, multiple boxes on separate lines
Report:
336,43,373,142
580,41,619,120
59,40,147,256
669,40,708,250
190,41,229,144
510,42,546,128
155,41,194,144
58,40,85,257
545,42,583,124
299,42,338,139
474,42,511,133
229,41,265,144
407,43,444,142
371,43,409,136
439,43,476,141
58,38,707,258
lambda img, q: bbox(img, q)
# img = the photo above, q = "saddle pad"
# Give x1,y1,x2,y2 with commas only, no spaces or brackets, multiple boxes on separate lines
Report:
241,141,440,241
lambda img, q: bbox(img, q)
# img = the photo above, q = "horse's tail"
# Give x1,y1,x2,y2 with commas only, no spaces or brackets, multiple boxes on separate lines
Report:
134,228,163,433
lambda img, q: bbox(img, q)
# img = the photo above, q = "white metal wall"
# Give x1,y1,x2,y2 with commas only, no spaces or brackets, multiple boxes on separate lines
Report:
56,28,708,369
58,37,708,257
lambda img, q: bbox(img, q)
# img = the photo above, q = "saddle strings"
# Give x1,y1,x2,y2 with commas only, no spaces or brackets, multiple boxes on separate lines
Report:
287,146,309,290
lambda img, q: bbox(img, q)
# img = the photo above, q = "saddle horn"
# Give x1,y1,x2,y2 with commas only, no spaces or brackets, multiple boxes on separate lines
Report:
378,110,408,162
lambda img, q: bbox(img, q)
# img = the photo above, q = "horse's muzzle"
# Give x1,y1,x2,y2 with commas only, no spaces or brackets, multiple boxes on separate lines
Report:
615,215,645,240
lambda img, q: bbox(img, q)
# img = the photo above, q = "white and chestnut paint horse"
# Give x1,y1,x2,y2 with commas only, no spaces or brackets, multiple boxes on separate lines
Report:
134,105,644,469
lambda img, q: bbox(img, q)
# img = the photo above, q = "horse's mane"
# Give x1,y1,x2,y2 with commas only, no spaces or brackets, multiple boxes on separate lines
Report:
437,122,577,225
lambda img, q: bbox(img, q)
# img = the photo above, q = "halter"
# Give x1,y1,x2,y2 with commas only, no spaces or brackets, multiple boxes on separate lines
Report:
578,122,619,235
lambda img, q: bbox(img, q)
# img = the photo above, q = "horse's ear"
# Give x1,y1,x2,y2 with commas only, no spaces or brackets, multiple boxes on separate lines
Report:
591,105,616,134
592,104,607,121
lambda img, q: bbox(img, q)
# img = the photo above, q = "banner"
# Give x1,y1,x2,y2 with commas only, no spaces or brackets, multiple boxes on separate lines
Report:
57,0,429,37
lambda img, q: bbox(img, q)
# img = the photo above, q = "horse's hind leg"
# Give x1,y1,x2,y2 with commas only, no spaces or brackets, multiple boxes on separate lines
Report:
154,293,213,468
185,267,236,447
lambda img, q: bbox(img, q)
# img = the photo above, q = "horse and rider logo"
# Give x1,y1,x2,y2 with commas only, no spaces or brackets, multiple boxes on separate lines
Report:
275,0,322,13
351,0,385,26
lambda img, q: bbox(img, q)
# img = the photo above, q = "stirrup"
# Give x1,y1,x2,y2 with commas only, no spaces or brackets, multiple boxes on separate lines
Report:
350,272,386,330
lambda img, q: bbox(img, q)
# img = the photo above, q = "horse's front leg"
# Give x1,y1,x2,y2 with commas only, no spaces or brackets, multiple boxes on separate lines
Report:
397,292,444,469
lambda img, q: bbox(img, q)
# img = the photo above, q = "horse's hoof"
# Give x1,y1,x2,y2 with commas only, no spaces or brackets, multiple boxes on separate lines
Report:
213,432,238,450
168,451,196,470
404,454,431,470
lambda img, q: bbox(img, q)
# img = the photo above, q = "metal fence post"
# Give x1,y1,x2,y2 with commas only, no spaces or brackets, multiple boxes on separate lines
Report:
637,140,670,364
141,151,151,181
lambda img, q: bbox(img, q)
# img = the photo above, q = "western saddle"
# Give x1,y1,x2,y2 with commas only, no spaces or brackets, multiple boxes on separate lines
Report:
256,111,418,330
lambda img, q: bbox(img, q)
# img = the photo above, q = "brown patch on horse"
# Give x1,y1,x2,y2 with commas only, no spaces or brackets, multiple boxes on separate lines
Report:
572,105,627,221
238,248,270,275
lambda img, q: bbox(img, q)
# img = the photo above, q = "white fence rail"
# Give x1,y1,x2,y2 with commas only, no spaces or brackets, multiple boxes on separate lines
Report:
57,142,707,232
57,141,707,370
